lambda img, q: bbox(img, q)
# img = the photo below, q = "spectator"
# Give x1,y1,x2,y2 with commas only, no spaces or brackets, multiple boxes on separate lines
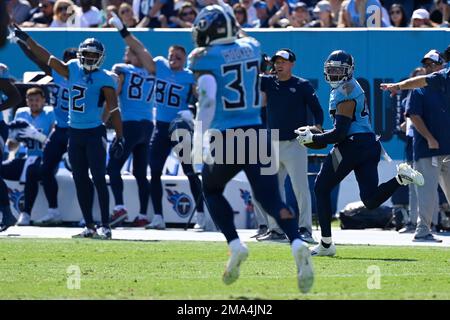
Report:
49,0,76,27
233,3,253,27
288,2,311,27
253,0,270,27
306,0,337,27
77,0,103,27
169,2,197,27
133,0,175,28
430,0,450,25
405,49,449,242
21,0,56,27
329,0,344,24
101,4,119,27
410,8,435,26
119,2,138,27
240,0,257,23
339,0,390,27
7,0,32,24
389,3,408,27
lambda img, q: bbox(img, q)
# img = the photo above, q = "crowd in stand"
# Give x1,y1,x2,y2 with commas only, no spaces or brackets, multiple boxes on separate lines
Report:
6,0,450,29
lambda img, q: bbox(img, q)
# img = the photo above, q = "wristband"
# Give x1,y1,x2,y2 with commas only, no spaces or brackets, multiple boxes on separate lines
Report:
47,55,55,66
119,27,130,38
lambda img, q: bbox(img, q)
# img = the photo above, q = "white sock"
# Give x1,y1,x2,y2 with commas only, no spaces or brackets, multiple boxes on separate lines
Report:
138,213,147,219
229,238,244,251
114,205,126,211
321,237,332,245
291,238,305,256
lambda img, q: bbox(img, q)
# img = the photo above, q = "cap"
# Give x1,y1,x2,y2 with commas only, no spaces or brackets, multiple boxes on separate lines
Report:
313,0,331,13
421,49,443,64
293,2,308,10
411,8,429,20
271,48,296,63
253,0,267,9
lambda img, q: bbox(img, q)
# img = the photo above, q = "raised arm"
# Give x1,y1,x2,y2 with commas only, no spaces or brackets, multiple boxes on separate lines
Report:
13,24,69,79
17,40,52,75
109,13,156,74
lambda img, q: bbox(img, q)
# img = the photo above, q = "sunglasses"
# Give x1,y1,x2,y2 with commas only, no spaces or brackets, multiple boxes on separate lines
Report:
58,6,69,12
234,10,245,14
120,8,131,14
422,62,436,68
181,11,195,17
390,10,401,15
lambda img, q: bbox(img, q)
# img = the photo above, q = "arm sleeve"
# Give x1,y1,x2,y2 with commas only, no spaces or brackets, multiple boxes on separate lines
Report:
425,70,446,90
405,89,424,118
304,82,324,126
312,114,352,145
260,75,269,93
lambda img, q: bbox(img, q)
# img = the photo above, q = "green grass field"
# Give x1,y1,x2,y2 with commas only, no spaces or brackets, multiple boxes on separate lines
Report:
0,238,449,299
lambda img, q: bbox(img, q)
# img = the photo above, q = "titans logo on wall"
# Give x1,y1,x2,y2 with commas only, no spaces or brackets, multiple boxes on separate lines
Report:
8,188,25,215
166,189,193,219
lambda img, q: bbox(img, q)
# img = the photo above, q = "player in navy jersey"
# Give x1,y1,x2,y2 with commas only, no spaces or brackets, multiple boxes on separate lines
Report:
107,47,154,227
2,87,55,226
0,63,22,232
109,12,205,230
296,50,425,256
187,5,314,292
12,25,124,239
17,42,78,225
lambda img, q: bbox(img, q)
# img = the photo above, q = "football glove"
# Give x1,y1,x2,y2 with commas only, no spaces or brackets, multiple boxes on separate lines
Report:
295,126,314,146
109,12,130,38
110,136,125,159
13,24,29,42
17,124,47,143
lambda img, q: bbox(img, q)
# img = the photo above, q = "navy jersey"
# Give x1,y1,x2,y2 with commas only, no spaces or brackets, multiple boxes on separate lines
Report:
0,65,11,122
153,57,194,123
112,63,154,122
15,106,55,157
50,70,70,128
329,78,373,136
67,59,117,129
188,37,262,131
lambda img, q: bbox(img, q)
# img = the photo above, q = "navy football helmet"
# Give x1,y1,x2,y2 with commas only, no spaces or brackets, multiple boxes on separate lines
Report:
77,38,105,72
324,50,354,88
192,5,239,47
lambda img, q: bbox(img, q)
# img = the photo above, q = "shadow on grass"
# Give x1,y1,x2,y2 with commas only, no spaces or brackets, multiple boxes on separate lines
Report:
333,257,418,262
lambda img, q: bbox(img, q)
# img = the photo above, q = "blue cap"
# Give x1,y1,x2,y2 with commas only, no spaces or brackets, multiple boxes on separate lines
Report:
253,0,267,9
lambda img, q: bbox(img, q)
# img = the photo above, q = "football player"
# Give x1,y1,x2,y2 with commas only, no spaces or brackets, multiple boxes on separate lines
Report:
109,13,204,230
16,42,78,225
296,50,425,256
2,87,55,226
188,5,314,293
12,25,124,239
0,63,22,232
107,46,154,228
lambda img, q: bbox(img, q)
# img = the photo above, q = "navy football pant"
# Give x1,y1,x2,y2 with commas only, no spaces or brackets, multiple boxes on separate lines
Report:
149,121,203,216
1,157,41,215
68,126,109,228
40,126,69,209
107,120,152,214
314,133,400,238
202,126,300,243
0,121,10,207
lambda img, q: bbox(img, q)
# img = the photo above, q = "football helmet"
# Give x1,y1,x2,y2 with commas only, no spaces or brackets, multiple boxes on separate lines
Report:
77,38,105,72
192,5,239,47
324,50,354,88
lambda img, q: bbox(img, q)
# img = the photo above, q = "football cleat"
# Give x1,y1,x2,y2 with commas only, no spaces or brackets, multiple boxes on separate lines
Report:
396,163,424,186
34,208,62,226
223,242,248,285
299,227,318,244
16,212,31,226
131,214,149,227
145,214,166,230
94,226,112,240
311,241,336,257
292,240,314,293
110,207,128,228
72,227,97,239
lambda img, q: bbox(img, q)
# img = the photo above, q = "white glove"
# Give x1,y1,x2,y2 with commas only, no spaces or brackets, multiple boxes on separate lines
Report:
17,125,47,144
295,127,313,145
109,12,125,31
177,110,194,123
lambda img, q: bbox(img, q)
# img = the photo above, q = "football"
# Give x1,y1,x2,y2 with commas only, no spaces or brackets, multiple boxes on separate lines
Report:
297,126,327,150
